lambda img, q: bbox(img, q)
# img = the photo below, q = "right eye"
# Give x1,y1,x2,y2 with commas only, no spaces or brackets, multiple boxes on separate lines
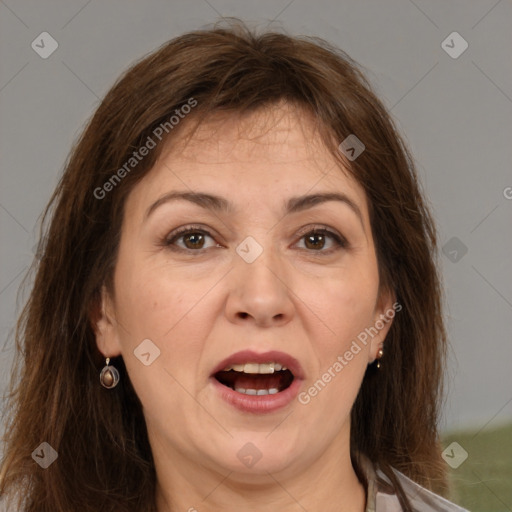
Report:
162,225,221,253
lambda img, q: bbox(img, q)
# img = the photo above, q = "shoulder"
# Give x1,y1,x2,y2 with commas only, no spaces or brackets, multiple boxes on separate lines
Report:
358,455,469,512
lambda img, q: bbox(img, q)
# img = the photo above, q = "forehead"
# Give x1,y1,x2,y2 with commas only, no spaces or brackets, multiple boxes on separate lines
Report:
125,103,368,217
162,104,343,172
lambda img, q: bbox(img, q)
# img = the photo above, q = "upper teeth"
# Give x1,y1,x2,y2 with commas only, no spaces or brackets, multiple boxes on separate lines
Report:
222,362,288,374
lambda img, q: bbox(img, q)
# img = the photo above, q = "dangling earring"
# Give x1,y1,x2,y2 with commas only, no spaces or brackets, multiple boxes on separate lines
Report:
100,357,120,389
375,348,384,369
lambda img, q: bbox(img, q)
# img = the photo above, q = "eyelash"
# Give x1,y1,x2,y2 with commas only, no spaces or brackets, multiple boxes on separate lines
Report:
161,224,348,255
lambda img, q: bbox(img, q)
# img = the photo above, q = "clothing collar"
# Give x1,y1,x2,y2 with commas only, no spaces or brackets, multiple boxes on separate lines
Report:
357,454,468,512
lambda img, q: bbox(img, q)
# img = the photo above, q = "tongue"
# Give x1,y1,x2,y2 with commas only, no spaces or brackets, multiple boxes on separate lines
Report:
216,371,289,391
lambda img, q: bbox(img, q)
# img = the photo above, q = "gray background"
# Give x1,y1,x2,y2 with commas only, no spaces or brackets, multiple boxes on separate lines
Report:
1,0,511,438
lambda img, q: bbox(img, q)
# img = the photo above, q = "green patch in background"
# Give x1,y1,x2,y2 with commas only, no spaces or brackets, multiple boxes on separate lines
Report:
442,422,512,512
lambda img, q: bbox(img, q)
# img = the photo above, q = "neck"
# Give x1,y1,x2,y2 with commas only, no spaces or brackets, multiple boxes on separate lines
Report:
153,430,366,512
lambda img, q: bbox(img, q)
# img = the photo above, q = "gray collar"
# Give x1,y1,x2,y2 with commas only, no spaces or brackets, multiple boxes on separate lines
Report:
357,455,468,512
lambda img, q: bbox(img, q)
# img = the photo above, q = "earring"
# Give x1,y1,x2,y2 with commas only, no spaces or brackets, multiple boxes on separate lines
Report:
100,357,120,389
376,348,384,369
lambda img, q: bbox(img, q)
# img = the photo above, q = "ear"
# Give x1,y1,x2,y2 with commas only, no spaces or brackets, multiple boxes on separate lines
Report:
368,286,397,364
89,285,123,358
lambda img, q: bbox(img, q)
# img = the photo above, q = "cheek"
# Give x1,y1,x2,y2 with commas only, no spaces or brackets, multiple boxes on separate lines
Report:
113,255,220,384
114,251,209,340
298,272,377,419
316,264,380,402
301,261,380,349
113,271,215,419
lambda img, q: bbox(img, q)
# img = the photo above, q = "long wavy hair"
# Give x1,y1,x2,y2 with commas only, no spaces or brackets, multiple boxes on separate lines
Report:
1,20,448,511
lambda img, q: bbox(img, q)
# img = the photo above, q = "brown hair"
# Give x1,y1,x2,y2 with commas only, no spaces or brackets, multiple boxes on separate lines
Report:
0,20,448,511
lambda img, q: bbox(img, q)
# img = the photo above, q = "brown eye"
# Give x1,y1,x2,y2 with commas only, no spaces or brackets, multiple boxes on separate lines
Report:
296,228,347,253
182,232,206,249
164,226,218,252
304,232,327,250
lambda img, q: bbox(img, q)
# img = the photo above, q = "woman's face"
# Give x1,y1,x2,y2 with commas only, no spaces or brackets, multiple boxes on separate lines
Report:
95,104,393,482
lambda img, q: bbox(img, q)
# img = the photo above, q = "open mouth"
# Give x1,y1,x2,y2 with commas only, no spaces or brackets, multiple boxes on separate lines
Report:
214,363,295,396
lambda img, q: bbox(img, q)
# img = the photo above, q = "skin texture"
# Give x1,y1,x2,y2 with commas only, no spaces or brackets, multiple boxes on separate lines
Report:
94,104,394,512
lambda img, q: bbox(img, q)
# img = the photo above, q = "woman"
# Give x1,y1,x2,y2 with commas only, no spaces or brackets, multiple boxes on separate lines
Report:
0,21,467,512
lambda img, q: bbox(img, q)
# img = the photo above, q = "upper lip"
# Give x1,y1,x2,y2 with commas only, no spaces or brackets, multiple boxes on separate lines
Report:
210,350,305,380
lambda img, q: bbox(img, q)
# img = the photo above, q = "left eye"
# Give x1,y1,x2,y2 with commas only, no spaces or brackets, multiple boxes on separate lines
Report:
295,229,347,252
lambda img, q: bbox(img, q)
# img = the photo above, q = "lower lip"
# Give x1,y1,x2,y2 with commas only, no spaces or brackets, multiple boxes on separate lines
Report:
210,376,302,414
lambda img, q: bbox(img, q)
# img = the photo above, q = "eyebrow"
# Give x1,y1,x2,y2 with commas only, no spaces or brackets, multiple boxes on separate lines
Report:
144,190,365,230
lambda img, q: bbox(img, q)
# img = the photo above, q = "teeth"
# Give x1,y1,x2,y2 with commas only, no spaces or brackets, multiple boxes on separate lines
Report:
234,388,279,395
243,363,262,374
222,362,288,373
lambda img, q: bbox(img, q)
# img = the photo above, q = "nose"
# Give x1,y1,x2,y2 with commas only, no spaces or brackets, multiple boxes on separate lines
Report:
224,244,295,328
